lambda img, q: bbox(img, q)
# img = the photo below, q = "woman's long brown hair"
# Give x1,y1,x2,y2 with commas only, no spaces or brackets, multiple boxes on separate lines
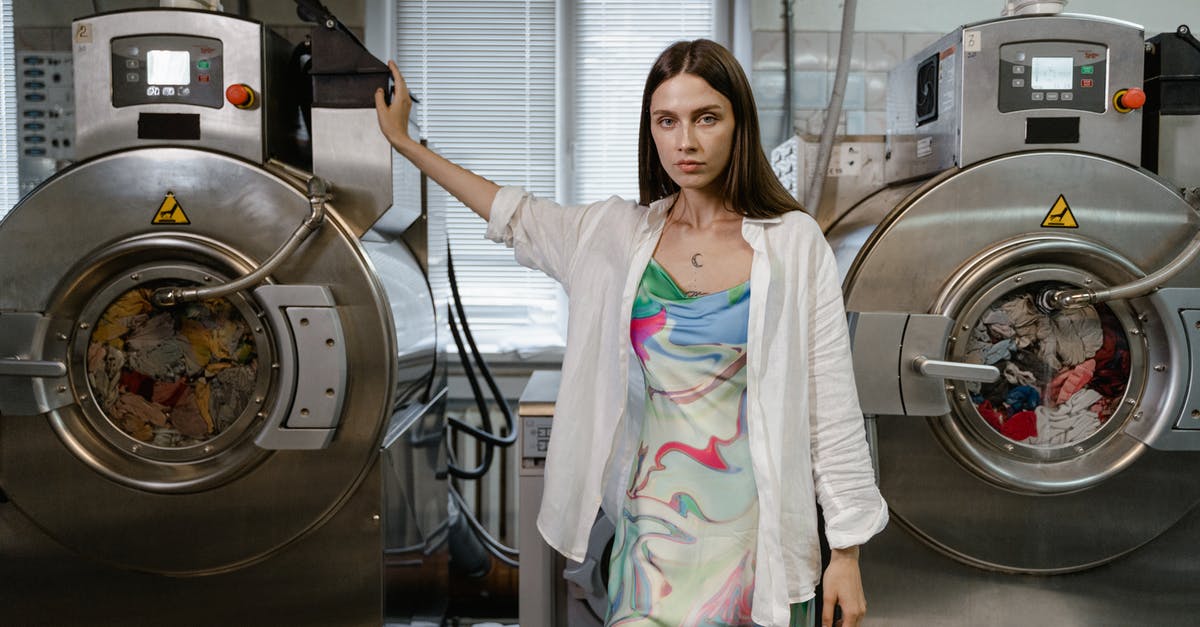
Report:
638,39,803,219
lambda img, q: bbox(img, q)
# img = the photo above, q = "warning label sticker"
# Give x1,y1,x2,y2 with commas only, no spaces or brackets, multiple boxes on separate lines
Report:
152,192,190,225
1041,195,1078,228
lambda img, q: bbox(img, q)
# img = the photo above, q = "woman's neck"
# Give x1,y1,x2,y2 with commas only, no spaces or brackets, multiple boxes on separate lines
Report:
670,187,737,229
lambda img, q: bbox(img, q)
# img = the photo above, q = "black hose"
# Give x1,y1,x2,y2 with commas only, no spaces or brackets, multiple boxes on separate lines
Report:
450,485,520,563
443,243,519,480
447,247,517,446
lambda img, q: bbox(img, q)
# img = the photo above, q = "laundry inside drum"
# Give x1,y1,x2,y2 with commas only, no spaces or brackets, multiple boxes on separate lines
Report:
85,284,259,448
964,281,1130,449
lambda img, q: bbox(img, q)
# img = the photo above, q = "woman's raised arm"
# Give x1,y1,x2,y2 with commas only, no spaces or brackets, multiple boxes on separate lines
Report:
374,60,500,221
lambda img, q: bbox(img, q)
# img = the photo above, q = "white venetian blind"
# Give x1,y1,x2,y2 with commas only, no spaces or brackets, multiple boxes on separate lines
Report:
0,0,17,220
571,1,715,203
394,0,561,355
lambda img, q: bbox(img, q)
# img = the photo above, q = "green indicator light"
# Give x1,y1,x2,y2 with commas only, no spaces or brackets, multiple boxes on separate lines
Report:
197,60,210,70
1081,65,1094,75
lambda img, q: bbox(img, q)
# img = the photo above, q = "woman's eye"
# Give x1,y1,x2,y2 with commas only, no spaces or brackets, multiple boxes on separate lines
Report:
699,114,717,125
658,118,675,128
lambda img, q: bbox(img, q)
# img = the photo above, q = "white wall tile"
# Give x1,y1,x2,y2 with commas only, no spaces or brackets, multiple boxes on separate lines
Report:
753,30,785,71
791,31,830,71
865,72,888,111
903,32,944,59
866,111,889,134
793,71,829,109
866,32,905,72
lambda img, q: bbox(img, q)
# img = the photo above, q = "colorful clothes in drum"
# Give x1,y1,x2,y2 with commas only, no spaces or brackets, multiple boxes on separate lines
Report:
609,258,808,626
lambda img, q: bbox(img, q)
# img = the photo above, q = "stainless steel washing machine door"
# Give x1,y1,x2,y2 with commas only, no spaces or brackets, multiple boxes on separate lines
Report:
828,150,1200,574
0,147,418,577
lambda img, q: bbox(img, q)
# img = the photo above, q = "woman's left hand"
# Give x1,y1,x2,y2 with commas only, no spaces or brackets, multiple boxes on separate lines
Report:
821,546,866,627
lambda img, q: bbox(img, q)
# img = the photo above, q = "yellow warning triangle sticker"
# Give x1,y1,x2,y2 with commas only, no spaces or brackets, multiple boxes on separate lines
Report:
1041,194,1078,228
152,192,190,225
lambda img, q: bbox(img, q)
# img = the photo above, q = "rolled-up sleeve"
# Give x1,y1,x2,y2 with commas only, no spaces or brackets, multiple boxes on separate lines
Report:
807,239,889,549
486,186,608,285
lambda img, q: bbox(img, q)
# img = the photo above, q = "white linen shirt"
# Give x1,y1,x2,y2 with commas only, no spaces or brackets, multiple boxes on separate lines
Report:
486,186,888,626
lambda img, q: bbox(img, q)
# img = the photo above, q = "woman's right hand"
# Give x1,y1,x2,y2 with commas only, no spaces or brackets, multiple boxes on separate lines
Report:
375,60,417,151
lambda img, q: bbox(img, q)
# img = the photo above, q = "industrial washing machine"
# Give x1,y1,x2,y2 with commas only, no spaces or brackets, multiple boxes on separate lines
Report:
830,13,1200,625
0,6,449,626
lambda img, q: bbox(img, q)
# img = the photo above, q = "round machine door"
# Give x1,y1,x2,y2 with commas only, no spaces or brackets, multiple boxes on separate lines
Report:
0,147,419,575
828,151,1200,573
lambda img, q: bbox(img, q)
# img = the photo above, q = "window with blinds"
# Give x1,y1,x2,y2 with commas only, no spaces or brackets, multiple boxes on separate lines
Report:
0,0,18,220
394,0,562,356
570,1,715,203
392,0,713,357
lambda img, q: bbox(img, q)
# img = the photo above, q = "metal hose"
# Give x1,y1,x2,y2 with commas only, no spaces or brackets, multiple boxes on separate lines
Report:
804,0,858,214
1044,227,1200,309
152,176,330,307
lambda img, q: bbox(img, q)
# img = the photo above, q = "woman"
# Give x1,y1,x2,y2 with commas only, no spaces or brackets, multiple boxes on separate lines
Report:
375,39,887,627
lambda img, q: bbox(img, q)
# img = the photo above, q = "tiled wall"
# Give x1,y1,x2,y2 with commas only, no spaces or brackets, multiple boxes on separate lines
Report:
752,29,944,150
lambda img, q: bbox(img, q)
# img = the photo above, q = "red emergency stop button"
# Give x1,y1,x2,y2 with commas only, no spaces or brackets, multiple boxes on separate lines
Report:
1113,87,1146,113
225,83,257,109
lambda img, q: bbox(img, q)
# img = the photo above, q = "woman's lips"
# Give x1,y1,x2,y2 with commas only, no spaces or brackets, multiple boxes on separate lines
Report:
676,161,702,173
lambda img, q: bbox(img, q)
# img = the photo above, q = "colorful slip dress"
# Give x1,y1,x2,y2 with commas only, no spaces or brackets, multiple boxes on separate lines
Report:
607,258,811,627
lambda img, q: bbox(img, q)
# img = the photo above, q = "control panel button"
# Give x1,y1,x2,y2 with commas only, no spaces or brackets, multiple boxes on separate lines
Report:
146,86,160,96
1012,78,1025,88
1113,87,1146,113
1081,78,1094,88
197,74,210,83
1061,92,1074,101
1012,65,1025,74
163,87,176,96
1081,65,1095,75
197,59,210,70
125,59,138,69
225,83,257,109
125,72,138,82
1031,92,1044,101
1046,92,1059,101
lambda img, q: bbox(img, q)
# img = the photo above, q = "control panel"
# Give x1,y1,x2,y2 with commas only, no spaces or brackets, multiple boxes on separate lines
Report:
998,41,1108,113
17,51,75,197
110,35,224,108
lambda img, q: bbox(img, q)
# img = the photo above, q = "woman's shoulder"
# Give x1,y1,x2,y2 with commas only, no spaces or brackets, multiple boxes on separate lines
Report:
769,208,823,239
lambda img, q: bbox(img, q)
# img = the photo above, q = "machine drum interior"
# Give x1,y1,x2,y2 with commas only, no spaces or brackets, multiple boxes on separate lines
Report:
964,281,1130,450
86,282,258,448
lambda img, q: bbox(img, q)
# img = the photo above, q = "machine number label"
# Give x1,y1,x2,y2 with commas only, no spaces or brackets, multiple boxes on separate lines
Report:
152,192,191,225
1041,195,1078,228
73,23,93,44
964,30,981,53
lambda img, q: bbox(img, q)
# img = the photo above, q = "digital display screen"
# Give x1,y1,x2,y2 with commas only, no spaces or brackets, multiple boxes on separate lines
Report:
147,50,190,86
1031,57,1073,90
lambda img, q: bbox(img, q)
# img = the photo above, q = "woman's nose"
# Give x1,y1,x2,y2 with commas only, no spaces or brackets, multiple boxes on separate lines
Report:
678,124,697,151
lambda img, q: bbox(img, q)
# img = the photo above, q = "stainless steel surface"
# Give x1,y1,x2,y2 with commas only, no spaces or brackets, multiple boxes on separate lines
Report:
847,311,907,415
151,176,330,307
0,312,73,416
912,357,999,382
885,14,1145,184
900,314,985,417
72,11,265,162
828,148,1200,621
252,284,345,450
0,145,444,622
1,9,447,624
312,107,396,237
1047,227,1200,309
519,370,570,627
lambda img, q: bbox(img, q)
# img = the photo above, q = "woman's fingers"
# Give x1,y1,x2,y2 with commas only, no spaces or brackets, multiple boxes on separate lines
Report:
375,59,414,146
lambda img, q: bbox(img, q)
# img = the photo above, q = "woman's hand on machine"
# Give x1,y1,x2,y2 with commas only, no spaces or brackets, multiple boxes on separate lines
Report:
822,546,866,627
375,60,418,153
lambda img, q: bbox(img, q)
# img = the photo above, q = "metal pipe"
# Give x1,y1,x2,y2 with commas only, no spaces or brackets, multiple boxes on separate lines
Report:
152,176,330,307
804,0,858,215
1044,226,1200,309
781,0,794,139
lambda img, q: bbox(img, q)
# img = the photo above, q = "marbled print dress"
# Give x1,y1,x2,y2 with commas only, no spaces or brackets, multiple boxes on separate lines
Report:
607,259,810,627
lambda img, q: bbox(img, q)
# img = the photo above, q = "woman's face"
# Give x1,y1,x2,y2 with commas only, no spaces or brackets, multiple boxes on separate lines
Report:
649,72,735,196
